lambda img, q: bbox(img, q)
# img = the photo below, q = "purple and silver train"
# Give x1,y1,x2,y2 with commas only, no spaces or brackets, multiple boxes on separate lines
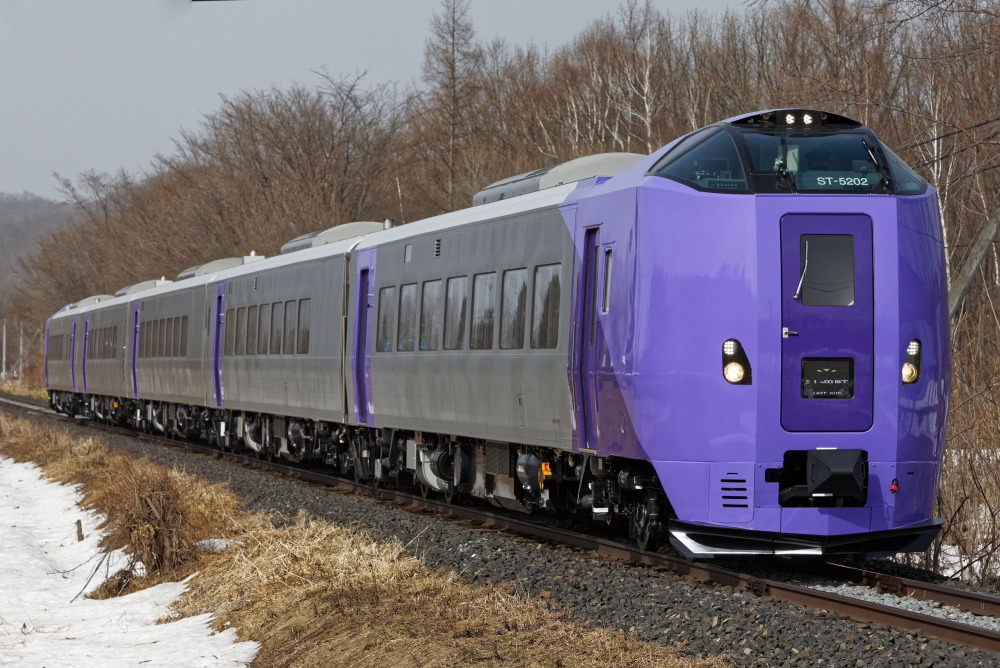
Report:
45,109,950,557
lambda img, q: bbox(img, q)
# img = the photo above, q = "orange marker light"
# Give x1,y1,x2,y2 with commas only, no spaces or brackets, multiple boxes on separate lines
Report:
890,478,899,494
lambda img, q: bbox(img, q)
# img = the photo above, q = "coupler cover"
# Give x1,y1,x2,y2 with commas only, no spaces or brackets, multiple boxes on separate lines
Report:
767,448,868,507
808,448,867,501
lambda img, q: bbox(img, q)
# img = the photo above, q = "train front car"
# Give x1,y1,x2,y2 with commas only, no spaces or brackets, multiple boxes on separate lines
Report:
584,110,950,557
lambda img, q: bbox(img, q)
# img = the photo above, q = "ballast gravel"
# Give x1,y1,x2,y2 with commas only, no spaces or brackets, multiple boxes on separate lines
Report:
39,419,1000,667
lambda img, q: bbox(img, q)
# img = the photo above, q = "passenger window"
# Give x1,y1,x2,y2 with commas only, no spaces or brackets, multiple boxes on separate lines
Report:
246,306,258,355
420,280,442,351
397,283,418,352
799,235,855,306
235,308,246,356
443,277,467,351
172,318,182,357
156,318,167,357
500,268,527,349
270,302,284,354
258,304,271,354
470,272,496,350
297,299,310,354
283,300,297,355
224,309,235,356
377,287,397,352
602,249,612,313
531,264,561,349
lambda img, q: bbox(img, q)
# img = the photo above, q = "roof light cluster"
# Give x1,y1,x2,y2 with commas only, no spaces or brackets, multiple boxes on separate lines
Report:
735,110,852,129
773,111,825,126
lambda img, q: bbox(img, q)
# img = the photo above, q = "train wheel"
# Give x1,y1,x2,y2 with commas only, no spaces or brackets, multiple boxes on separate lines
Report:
633,494,663,552
636,521,662,553
418,481,432,499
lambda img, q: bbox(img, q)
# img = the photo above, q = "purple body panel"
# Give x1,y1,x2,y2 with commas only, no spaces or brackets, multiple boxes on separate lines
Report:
570,184,648,462
70,321,77,392
564,167,948,537
81,319,89,394
779,214,873,432
43,326,50,387
579,226,601,450
131,305,141,398
354,248,376,427
212,282,225,408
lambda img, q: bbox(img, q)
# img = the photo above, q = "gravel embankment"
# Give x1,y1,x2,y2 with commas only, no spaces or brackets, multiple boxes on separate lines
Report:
35,416,1000,667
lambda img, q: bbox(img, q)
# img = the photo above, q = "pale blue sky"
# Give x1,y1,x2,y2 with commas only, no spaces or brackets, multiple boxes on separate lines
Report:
0,0,745,199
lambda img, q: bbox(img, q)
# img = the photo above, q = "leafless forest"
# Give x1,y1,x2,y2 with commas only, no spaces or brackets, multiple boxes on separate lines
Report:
5,0,1000,579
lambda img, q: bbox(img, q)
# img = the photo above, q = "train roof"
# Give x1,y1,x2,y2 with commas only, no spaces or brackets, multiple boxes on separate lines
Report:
355,179,592,251
280,221,385,254
471,152,644,206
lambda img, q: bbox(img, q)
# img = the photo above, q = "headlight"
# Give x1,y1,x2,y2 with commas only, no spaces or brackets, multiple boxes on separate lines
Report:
902,339,921,384
724,362,746,383
722,339,752,385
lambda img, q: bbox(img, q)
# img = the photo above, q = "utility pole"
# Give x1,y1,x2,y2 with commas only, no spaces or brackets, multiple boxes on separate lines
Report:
18,322,23,380
2,319,6,383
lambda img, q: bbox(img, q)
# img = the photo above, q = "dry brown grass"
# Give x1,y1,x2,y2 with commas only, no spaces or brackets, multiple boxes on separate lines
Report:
0,412,728,668
0,379,49,402
175,512,724,668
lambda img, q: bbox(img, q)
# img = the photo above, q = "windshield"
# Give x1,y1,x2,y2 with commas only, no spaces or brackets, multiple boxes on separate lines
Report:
649,128,749,193
649,119,930,196
742,131,885,193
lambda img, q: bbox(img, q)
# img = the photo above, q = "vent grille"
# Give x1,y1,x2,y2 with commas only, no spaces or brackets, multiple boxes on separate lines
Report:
434,239,442,257
253,277,259,290
719,475,749,508
484,442,510,476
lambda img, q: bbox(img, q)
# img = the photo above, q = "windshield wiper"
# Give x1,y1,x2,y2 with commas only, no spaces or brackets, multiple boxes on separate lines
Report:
776,135,797,192
862,137,894,194
793,239,809,301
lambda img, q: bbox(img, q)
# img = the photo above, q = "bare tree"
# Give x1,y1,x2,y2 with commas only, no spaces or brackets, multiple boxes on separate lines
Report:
419,0,482,212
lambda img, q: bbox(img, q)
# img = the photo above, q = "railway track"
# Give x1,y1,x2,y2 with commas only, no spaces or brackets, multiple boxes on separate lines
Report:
3,391,1000,654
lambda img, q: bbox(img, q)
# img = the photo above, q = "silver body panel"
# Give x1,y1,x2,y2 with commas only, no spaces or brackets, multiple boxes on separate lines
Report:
361,207,575,449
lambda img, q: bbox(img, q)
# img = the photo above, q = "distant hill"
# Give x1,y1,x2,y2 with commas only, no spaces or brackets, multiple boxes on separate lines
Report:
0,192,73,307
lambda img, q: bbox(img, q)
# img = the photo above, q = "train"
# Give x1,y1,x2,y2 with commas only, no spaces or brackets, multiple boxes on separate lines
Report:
45,109,950,557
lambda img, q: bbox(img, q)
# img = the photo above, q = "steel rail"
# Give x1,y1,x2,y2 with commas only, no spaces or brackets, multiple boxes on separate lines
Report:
3,392,1000,653
820,561,1000,618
